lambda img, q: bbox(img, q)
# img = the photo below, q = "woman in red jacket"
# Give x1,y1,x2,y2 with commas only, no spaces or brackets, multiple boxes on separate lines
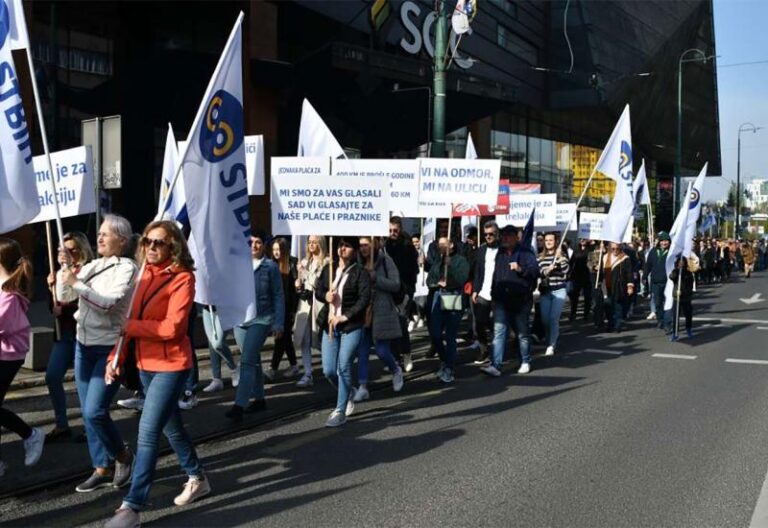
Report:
103,221,209,528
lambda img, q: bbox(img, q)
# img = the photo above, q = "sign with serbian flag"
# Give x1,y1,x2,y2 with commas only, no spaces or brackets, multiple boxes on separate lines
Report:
0,0,39,233
452,179,510,216
179,12,255,331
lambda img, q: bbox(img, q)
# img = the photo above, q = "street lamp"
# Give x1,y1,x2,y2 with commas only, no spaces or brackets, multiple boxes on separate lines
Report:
675,48,716,217
737,122,763,239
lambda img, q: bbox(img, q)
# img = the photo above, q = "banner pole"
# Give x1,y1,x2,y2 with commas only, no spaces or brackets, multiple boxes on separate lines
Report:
674,258,683,337
328,236,334,341
45,222,61,340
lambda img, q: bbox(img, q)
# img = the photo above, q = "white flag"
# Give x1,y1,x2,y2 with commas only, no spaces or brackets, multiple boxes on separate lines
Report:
179,13,255,331
0,1,38,234
7,0,29,50
683,163,707,255
157,124,188,227
466,131,478,160
633,159,651,206
460,132,479,237
664,182,693,311
297,99,345,158
598,105,635,243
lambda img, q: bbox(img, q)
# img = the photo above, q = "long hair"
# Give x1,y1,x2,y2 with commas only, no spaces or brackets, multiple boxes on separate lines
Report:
62,231,94,267
136,221,195,271
0,238,33,300
306,235,327,266
272,237,290,275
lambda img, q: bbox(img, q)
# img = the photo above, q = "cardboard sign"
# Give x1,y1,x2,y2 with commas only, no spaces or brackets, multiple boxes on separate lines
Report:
418,158,500,205
578,212,607,240
332,159,420,217
496,193,557,227
29,146,96,224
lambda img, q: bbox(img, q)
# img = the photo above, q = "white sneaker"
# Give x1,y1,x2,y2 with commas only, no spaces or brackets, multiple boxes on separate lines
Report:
178,391,199,410
23,427,44,466
403,353,413,373
480,365,501,377
117,393,144,411
325,409,346,428
545,346,555,357
416,318,424,329
173,476,211,506
646,313,657,320
392,368,404,392
517,362,531,374
202,379,224,393
296,374,314,388
346,388,357,417
231,364,240,388
407,320,416,333
353,386,369,403
284,365,301,378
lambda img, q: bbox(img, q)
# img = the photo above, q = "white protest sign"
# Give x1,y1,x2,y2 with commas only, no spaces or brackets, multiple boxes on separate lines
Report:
270,156,330,176
29,146,96,224
332,159,420,217
416,199,452,219
245,135,265,195
271,172,389,236
418,158,500,205
578,212,607,239
496,193,557,227
540,203,577,232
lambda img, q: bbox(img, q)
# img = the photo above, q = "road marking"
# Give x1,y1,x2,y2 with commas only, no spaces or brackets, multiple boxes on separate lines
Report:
740,293,764,305
750,463,768,527
652,353,697,360
757,327,768,331
581,348,623,356
694,317,768,325
725,359,768,366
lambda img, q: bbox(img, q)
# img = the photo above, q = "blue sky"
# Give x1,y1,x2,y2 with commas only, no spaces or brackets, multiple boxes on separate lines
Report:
701,0,768,202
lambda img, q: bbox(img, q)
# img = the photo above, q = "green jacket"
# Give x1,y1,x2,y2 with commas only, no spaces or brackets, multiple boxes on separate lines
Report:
427,253,470,291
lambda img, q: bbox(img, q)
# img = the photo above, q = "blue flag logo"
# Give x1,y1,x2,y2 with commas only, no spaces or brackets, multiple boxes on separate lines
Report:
199,89,243,162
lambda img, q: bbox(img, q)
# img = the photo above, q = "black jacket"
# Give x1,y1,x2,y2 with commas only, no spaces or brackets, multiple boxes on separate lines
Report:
384,236,418,294
471,244,499,294
602,253,633,302
645,247,670,284
314,262,371,334
569,245,592,283
669,260,694,302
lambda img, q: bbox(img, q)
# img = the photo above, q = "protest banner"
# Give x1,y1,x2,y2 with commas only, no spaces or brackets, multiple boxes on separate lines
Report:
245,135,265,195
271,156,331,177
332,159,420,217
509,183,541,194
28,146,96,224
496,193,557,227
540,203,577,232
578,212,607,239
452,179,510,216
418,158,500,205
271,172,389,236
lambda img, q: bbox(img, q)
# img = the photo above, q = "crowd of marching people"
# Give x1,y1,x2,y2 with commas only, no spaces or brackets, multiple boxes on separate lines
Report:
0,213,763,527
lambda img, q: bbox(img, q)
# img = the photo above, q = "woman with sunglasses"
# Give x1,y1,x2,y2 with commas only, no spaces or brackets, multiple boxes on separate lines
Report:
45,232,94,441
315,237,371,427
103,221,208,528
58,214,137,493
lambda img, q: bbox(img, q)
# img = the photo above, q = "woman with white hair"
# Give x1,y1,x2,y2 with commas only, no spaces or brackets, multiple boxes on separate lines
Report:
58,214,138,493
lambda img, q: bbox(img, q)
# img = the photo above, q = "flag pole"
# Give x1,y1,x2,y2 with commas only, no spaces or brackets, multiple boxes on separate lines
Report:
674,257,683,337
560,166,599,255
647,202,655,246
328,235,334,342
45,222,61,339
420,218,426,286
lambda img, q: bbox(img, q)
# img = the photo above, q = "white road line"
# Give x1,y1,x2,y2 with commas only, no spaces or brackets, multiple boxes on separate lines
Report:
750,463,768,527
757,327,768,331
725,359,768,365
694,317,768,325
652,353,697,360
581,348,624,356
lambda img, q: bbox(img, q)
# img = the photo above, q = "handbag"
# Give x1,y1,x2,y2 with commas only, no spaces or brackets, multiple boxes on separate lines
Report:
439,292,463,311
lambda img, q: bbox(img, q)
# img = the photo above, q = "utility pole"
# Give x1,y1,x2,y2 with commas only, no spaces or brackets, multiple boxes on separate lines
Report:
431,0,448,158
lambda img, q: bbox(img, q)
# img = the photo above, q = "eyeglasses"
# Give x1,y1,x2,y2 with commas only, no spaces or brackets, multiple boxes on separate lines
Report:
142,237,169,249
359,243,370,248
484,232,497,238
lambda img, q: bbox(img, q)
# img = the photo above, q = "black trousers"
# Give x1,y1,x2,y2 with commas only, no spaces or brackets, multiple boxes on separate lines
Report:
672,300,693,332
271,311,297,370
473,297,493,346
0,360,32,455
569,279,592,319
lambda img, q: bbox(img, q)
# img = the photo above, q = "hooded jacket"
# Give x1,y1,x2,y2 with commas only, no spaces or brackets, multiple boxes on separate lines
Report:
0,290,30,361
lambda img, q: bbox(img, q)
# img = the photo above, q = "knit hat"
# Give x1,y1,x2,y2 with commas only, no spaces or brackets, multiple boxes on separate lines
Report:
657,231,671,242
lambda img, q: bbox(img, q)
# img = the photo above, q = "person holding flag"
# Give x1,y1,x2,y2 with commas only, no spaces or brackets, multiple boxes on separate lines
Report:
668,255,695,341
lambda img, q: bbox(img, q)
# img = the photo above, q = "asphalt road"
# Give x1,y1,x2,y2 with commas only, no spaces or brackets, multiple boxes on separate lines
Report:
2,272,768,527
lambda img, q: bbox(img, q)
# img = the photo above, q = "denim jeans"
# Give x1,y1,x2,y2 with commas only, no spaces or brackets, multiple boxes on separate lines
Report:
75,342,125,469
429,292,463,369
322,328,363,413
233,323,270,407
45,331,75,429
651,282,672,329
183,308,199,394
356,328,373,385
540,288,567,349
604,297,627,331
203,307,236,379
492,298,532,369
123,369,203,511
